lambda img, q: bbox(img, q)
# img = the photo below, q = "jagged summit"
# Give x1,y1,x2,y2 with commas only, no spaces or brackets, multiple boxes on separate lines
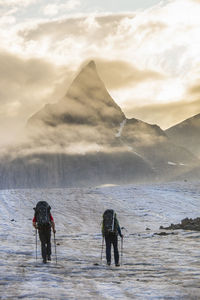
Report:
67,59,105,95
67,59,115,106
85,60,96,69
28,60,125,129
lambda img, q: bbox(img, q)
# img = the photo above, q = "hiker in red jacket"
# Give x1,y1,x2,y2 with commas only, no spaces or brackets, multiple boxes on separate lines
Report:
33,201,56,263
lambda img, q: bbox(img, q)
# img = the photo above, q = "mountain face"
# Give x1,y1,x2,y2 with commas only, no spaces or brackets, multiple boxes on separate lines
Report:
0,61,154,188
165,113,200,158
118,118,197,179
28,61,125,147
0,61,198,188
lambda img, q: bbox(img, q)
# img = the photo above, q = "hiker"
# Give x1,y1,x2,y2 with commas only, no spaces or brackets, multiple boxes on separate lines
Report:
33,201,56,264
102,209,123,266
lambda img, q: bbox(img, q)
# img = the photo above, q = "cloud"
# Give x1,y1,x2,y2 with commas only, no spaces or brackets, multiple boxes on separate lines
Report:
14,1,200,80
14,12,169,73
0,0,200,141
62,0,81,11
0,0,36,7
43,4,59,16
43,0,81,16
95,59,163,90
189,82,200,96
18,14,129,43
0,51,59,106
0,50,75,145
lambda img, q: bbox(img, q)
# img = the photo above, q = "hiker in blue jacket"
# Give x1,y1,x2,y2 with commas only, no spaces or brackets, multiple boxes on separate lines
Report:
102,209,123,266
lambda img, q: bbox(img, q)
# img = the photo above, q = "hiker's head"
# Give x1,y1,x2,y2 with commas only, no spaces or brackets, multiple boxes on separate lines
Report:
103,209,113,215
36,201,51,209
103,209,117,219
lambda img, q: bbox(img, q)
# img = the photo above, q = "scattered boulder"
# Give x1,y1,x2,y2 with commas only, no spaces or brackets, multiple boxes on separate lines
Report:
160,217,200,231
154,232,176,236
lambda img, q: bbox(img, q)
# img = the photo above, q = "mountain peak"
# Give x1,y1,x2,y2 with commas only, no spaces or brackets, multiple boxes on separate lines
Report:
69,59,99,89
77,60,97,77
65,59,125,123
86,60,96,69
28,60,125,129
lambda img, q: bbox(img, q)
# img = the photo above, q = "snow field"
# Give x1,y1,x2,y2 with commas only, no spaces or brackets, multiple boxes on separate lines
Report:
0,182,200,299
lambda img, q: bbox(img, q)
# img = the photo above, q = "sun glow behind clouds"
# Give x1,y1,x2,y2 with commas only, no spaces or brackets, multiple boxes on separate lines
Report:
112,77,186,107
155,80,185,103
0,0,200,135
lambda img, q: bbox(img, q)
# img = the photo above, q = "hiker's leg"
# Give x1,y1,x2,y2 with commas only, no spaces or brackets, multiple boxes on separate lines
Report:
39,230,47,261
112,235,119,265
105,235,111,264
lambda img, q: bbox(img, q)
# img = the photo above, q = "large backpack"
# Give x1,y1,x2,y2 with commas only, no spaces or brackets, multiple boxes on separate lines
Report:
103,209,117,235
34,201,51,228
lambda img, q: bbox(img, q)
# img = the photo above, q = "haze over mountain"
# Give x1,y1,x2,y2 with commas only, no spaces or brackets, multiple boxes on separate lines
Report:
28,61,125,131
27,60,125,151
166,113,200,158
27,60,196,168
0,61,198,189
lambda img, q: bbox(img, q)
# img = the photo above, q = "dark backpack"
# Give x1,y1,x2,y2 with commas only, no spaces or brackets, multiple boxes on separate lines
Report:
34,201,51,228
103,209,117,235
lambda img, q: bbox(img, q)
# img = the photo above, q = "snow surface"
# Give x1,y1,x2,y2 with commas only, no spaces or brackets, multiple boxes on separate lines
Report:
1,181,200,299
116,119,126,137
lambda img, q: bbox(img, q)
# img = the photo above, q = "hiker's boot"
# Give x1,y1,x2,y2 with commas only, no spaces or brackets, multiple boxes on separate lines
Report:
43,258,47,264
47,255,51,261
107,261,111,266
115,263,120,267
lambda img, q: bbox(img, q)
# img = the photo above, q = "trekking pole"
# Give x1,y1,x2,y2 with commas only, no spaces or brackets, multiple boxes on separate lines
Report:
121,236,123,266
120,227,127,266
35,228,37,261
54,232,57,264
101,236,104,264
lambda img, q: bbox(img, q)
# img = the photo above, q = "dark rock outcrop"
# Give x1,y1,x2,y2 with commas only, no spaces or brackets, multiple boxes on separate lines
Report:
154,232,176,236
160,217,200,231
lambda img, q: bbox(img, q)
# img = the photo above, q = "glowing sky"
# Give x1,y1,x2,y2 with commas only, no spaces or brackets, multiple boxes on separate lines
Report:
0,0,200,145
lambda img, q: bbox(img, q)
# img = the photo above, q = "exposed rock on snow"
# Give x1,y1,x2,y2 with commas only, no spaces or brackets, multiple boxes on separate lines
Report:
160,217,200,231
154,231,176,236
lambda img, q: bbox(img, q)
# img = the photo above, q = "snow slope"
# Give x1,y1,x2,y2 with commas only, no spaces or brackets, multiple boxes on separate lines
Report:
1,182,200,299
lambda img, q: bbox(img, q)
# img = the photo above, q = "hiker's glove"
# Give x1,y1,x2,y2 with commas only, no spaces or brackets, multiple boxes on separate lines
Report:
33,222,37,229
53,229,56,233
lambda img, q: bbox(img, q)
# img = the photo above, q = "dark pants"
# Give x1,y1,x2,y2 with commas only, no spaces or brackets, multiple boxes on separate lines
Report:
38,227,51,261
105,233,119,265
